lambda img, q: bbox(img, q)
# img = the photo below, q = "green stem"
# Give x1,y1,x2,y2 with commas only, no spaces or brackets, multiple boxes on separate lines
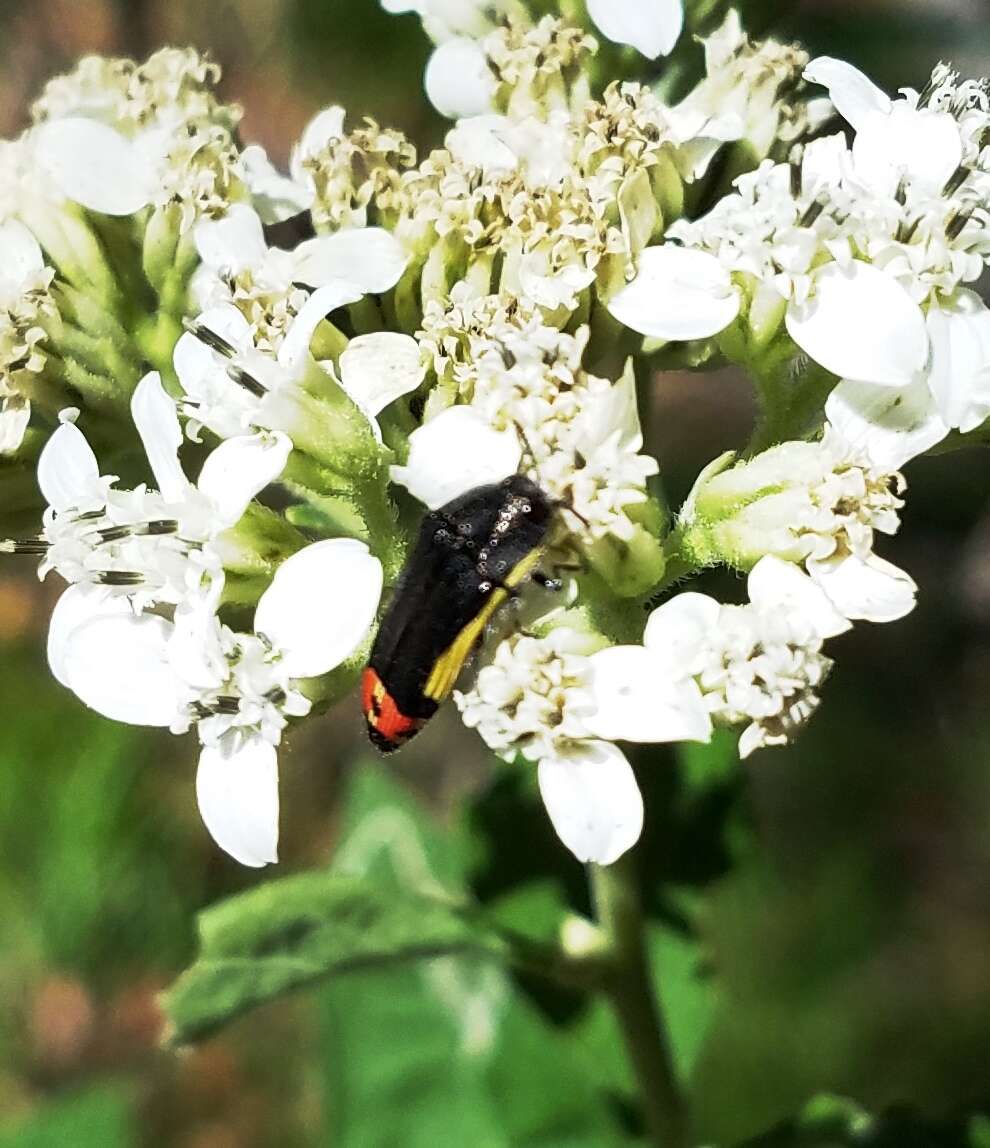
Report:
590,857,689,1148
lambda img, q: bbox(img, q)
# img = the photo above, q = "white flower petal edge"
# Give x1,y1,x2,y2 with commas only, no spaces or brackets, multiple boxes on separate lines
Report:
291,229,409,294
254,538,383,678
607,246,741,341
131,372,192,503
747,555,852,639
425,38,497,120
807,552,917,623
0,219,44,296
196,431,292,528
803,57,891,130
853,102,961,196
586,0,683,60
33,118,157,215
196,735,280,868
643,591,721,670
37,417,105,513
926,291,990,433
338,333,425,417
277,283,367,370
390,406,522,509
241,144,313,224
47,584,129,689
61,612,187,726
583,645,712,743
194,204,270,276
825,377,948,470
785,261,928,387
537,741,644,865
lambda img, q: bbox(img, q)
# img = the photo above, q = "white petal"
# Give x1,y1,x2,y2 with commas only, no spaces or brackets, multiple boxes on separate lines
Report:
197,431,292,526
518,253,595,311
296,106,347,165
584,645,712,743
586,0,683,59
241,144,312,223
926,291,990,433
390,406,522,509
194,205,269,274
339,333,424,416
196,735,279,868
254,538,383,677
445,115,518,177
803,57,891,130
808,552,916,623
62,612,185,726
0,398,30,454
853,104,961,195
0,219,44,297
537,742,644,865
291,229,408,294
47,583,129,689
574,358,642,453
173,305,253,403
168,589,227,691
607,246,740,341
34,118,156,215
786,262,928,387
38,420,102,512
425,39,496,120
130,372,190,503
825,377,948,470
643,592,721,666
747,555,852,638
277,282,365,370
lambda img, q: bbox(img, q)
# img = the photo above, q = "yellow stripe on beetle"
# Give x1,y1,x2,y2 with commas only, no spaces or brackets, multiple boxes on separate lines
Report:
423,547,544,703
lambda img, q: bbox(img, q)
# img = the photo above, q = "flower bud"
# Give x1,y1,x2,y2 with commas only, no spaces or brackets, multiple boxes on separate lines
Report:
678,436,905,573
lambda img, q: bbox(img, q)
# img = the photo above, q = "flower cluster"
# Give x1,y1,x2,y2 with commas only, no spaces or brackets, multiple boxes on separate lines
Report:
0,3,986,869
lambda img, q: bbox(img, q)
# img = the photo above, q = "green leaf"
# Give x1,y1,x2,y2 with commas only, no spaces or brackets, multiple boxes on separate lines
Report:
331,759,471,892
320,761,627,1147
321,962,627,1148
161,871,509,1045
0,1085,133,1148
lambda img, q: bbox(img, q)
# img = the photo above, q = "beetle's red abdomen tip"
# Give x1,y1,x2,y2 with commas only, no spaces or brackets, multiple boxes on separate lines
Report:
362,666,424,753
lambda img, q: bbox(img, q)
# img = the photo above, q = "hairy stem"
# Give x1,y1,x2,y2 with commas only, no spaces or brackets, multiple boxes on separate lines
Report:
590,857,689,1148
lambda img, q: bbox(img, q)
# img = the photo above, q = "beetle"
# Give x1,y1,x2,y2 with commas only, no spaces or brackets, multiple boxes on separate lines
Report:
362,474,557,752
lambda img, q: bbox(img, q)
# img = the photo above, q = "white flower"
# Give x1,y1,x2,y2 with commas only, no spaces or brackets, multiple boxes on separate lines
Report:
390,405,522,509
241,106,348,223
173,293,344,439
0,218,57,451
804,57,963,197
402,308,659,547
682,426,920,623
29,48,242,227
29,374,290,610
607,245,741,342
617,62,990,445
585,0,683,60
673,12,826,169
425,38,499,120
381,0,501,43
192,203,407,326
584,558,850,760
388,0,683,121
455,627,644,865
50,537,383,866
336,332,425,434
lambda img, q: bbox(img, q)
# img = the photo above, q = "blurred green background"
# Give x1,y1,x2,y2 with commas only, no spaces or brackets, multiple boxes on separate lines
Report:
1,1,990,1145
